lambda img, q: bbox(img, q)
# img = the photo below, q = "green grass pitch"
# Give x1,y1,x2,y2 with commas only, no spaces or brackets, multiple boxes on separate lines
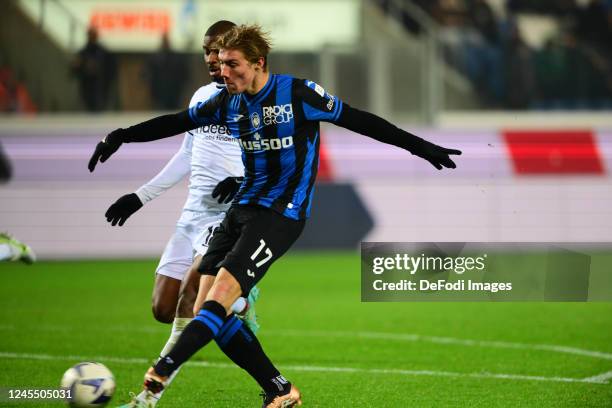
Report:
0,252,611,407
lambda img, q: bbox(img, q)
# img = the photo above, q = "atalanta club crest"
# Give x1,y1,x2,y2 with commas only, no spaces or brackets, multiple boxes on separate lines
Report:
251,112,261,128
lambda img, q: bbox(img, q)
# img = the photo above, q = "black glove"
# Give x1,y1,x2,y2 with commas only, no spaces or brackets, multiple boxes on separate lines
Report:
88,129,128,172
212,177,243,204
410,139,462,170
105,193,143,226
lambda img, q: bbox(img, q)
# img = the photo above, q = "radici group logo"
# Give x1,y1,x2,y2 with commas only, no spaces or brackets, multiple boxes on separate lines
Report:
262,104,293,125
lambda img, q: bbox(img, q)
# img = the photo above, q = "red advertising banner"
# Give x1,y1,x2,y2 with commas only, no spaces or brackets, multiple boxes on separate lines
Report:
503,130,605,175
91,10,171,33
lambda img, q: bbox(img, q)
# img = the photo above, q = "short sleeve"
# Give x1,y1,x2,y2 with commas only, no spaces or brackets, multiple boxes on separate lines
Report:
297,79,344,123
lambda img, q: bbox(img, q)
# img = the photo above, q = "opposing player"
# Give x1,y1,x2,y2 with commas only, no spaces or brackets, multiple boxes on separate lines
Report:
0,233,35,264
89,24,461,407
0,143,35,264
105,21,259,408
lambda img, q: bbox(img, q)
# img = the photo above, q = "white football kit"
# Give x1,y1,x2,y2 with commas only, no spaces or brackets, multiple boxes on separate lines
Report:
135,83,243,280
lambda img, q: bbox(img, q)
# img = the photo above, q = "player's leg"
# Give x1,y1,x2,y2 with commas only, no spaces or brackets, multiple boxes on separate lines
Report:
0,148,33,264
192,269,215,316
150,207,305,406
148,211,242,380
178,256,209,318
0,233,35,264
159,258,212,377
119,230,192,407
151,275,181,323
151,229,193,323
192,265,259,332
211,209,303,407
126,218,257,407
165,274,301,407
151,221,253,323
191,267,254,315
125,260,207,408
191,221,260,332
141,265,261,404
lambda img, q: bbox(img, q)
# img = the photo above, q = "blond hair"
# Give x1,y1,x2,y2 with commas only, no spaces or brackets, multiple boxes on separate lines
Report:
215,24,272,71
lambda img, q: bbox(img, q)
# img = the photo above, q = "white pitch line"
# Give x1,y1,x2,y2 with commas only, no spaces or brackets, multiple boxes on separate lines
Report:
268,329,612,361
582,370,612,383
0,351,608,385
2,324,611,362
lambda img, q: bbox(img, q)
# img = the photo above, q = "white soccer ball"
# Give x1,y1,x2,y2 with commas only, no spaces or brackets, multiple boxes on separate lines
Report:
60,362,115,407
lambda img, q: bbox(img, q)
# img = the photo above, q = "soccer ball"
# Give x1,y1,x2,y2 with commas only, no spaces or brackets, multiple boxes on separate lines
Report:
60,362,115,407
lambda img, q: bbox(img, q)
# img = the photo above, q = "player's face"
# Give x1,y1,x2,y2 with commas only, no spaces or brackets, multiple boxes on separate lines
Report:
203,35,223,82
219,48,262,94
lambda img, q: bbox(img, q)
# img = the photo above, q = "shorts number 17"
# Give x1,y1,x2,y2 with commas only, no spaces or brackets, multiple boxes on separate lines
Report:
251,239,273,268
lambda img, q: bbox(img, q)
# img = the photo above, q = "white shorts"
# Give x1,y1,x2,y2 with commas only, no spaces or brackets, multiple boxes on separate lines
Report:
156,211,226,280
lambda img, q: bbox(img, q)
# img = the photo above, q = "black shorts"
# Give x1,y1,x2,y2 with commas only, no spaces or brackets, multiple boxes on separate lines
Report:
198,205,305,295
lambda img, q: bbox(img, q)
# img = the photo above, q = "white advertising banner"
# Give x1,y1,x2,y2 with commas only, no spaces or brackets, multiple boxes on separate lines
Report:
19,0,360,52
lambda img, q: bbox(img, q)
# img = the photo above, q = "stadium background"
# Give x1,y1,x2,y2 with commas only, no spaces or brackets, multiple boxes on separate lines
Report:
0,0,611,406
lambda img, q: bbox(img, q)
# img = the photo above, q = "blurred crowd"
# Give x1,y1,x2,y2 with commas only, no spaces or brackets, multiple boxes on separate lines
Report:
71,28,189,112
71,27,117,112
0,63,36,114
144,32,190,111
6,1,612,113
378,0,612,109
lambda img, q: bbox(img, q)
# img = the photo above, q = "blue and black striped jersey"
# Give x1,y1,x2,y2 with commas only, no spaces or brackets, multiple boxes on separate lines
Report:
187,74,343,220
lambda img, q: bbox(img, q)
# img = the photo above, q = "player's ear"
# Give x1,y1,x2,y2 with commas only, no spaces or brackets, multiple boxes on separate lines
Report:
256,56,266,72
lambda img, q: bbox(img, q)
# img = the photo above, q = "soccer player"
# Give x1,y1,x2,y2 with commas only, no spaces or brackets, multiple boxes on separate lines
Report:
0,143,35,264
0,233,35,264
106,21,258,407
89,24,461,407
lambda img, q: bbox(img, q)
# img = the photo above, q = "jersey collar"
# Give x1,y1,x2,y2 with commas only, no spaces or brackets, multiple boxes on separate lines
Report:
242,74,275,106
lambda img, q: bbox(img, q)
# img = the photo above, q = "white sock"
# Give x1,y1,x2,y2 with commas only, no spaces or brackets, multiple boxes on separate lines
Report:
0,243,19,261
160,317,192,357
137,317,192,403
231,297,247,314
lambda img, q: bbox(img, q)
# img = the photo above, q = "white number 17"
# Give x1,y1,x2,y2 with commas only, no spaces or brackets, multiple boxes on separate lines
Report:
250,239,273,268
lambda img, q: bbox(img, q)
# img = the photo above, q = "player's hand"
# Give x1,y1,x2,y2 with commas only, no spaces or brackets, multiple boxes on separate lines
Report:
88,129,127,172
105,193,143,226
212,177,243,204
411,139,462,170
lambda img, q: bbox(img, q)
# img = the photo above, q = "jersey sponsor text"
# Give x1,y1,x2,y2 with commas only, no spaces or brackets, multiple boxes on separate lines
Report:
262,104,293,125
239,136,294,152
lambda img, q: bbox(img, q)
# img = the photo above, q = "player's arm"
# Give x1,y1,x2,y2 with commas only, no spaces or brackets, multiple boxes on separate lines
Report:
105,133,193,226
135,133,192,203
335,105,461,170
297,80,461,170
88,90,227,172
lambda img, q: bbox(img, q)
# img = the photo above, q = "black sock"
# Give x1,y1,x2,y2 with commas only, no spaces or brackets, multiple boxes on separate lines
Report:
154,300,226,377
215,315,289,394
